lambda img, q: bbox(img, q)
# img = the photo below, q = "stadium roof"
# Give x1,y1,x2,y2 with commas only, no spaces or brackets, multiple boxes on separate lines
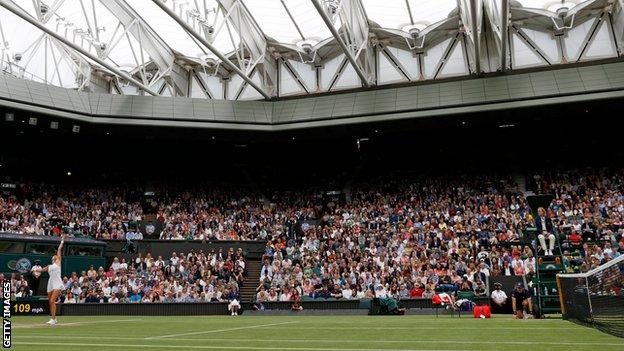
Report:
0,0,621,100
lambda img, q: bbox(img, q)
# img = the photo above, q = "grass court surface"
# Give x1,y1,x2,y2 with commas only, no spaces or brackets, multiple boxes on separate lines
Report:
9,315,624,351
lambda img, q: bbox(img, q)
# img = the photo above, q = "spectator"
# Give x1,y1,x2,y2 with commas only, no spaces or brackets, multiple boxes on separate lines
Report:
491,282,508,308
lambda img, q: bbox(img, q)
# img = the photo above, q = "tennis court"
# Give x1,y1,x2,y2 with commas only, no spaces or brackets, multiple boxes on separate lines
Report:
9,315,624,351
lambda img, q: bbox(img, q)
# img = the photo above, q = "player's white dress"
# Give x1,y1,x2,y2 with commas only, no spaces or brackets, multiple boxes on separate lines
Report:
46,262,64,293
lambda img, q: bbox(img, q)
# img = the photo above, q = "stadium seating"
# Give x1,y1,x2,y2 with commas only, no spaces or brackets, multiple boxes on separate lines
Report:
5,168,622,309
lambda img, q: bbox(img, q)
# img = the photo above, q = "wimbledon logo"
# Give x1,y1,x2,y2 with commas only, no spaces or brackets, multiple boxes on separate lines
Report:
7,258,32,273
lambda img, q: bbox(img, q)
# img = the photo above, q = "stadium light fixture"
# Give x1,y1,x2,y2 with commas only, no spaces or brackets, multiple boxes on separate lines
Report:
5,113,14,122
402,24,427,51
28,117,37,126
72,125,81,133
50,121,59,130
356,137,369,151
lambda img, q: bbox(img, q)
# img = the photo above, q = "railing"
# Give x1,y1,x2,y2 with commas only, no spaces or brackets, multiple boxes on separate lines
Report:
1,59,48,84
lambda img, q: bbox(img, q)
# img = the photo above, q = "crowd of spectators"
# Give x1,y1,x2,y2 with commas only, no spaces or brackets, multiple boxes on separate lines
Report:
0,183,305,241
6,248,246,304
255,169,624,303
2,168,624,304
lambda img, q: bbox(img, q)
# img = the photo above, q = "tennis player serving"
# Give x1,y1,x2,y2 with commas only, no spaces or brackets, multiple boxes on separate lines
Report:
37,234,65,325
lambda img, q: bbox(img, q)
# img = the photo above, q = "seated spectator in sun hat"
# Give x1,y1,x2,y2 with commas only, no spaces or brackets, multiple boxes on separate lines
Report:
491,282,508,307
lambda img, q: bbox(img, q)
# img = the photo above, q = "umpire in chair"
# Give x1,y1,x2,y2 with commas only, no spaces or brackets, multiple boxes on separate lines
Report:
535,207,556,256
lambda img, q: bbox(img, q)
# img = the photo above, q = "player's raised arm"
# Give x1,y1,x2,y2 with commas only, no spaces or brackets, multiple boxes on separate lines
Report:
56,234,65,262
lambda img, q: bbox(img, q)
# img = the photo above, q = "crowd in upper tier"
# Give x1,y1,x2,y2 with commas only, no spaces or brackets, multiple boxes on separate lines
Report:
3,168,623,302
1,169,623,249
0,183,291,240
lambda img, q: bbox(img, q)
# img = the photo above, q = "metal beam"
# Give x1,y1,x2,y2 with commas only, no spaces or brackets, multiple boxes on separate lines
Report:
279,0,305,41
0,0,159,95
607,12,622,57
612,0,624,56
281,58,311,94
500,0,509,71
433,33,460,79
311,0,371,87
379,45,411,81
576,12,605,62
511,25,552,65
217,0,277,97
151,0,271,99
470,0,481,74
102,0,188,96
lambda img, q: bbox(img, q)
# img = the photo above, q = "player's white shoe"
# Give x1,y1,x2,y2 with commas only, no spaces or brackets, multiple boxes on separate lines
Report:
46,319,58,326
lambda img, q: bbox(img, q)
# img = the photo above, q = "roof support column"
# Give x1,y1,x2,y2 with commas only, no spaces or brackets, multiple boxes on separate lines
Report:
483,0,509,72
500,0,509,71
612,0,624,56
469,0,482,74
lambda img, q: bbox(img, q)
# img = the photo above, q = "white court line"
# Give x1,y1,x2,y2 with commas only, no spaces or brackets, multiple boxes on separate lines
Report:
13,342,470,351
145,321,299,339
18,335,624,346
13,319,142,329
17,326,586,332
196,326,583,330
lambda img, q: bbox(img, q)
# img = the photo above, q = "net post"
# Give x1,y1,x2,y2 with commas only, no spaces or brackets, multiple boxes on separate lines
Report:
556,274,566,316
585,276,593,321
